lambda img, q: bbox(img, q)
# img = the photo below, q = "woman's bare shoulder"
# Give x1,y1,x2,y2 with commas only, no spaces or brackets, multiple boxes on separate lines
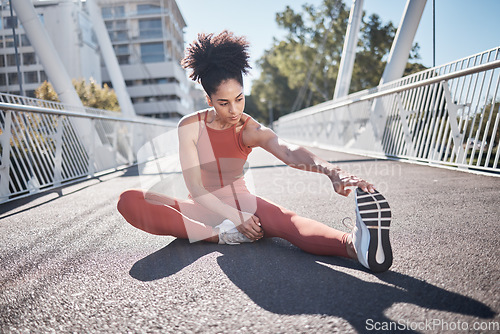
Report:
241,113,270,147
178,110,205,128
242,113,266,133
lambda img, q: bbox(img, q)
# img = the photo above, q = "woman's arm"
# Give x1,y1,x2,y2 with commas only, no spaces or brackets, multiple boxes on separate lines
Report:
243,120,375,197
178,116,263,239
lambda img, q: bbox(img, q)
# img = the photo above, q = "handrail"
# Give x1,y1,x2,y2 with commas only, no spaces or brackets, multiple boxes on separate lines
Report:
280,59,500,122
0,102,176,127
0,101,176,203
275,47,500,175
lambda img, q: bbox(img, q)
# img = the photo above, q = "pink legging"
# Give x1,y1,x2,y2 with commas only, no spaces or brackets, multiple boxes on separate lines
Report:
117,189,349,257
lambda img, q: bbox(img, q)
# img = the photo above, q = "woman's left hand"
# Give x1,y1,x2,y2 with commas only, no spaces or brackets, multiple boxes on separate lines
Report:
328,169,375,197
236,212,264,241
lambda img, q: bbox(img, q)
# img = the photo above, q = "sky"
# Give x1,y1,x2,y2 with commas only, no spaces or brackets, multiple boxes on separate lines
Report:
176,0,500,94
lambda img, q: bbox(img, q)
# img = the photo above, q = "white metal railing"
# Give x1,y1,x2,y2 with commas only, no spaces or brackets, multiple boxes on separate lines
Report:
0,94,176,203
275,47,500,175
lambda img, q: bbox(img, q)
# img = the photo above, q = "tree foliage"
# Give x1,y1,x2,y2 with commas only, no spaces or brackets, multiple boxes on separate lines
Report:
35,79,120,112
249,0,426,124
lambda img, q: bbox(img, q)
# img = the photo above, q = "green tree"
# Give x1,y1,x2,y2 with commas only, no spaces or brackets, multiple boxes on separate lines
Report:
35,79,120,112
250,0,426,124
349,13,395,92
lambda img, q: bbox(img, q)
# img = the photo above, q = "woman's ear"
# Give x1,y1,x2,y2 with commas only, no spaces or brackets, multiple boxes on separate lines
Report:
206,95,213,107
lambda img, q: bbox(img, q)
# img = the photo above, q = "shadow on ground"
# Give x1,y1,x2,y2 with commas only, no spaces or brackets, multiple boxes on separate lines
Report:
130,239,495,333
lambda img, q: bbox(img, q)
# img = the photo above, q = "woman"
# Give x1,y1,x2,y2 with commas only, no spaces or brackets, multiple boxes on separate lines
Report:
117,31,392,273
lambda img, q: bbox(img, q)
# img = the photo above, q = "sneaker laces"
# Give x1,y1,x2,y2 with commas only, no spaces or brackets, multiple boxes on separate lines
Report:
216,219,253,245
219,229,252,245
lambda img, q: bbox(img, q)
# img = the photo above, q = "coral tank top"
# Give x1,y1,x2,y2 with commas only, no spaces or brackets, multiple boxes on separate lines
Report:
196,109,253,195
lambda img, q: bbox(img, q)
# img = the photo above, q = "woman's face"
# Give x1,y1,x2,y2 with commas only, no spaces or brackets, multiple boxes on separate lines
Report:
207,79,245,126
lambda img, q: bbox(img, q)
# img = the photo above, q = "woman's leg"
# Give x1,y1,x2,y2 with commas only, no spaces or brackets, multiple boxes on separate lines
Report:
117,189,224,242
236,193,350,257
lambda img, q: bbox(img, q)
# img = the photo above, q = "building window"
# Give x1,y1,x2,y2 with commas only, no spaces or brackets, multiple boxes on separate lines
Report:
102,6,124,18
7,54,18,66
40,71,47,82
111,31,128,42
8,72,18,85
140,42,164,63
0,55,4,67
115,45,129,55
131,97,145,103
156,77,179,84
117,55,129,64
4,16,17,29
137,4,161,15
106,19,127,31
24,71,38,84
115,20,127,30
21,34,31,46
0,35,3,48
23,53,36,66
101,7,112,19
0,74,6,86
25,90,36,98
5,35,16,48
115,6,125,18
139,19,162,39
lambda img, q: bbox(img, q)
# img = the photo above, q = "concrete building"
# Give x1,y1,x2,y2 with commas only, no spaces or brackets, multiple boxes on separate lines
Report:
190,83,209,111
1,0,193,120
98,0,192,119
0,0,101,97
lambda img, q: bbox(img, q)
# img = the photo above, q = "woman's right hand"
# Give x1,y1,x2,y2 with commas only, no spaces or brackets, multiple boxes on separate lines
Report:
235,212,264,241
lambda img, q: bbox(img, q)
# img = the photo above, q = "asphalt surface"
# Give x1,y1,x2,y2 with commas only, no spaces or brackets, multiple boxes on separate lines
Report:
1,147,499,333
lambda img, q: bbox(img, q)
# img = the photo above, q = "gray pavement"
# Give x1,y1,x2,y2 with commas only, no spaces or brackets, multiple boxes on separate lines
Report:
1,147,499,333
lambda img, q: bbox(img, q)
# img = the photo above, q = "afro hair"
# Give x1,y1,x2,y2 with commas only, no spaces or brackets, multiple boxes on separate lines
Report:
181,30,251,96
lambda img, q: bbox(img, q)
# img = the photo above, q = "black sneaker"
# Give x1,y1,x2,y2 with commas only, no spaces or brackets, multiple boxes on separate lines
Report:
352,188,393,272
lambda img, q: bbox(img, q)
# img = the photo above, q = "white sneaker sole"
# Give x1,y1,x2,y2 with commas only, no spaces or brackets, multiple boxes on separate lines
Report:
355,189,393,272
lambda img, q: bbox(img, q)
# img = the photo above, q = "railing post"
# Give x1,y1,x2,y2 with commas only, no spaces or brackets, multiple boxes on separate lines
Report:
396,93,416,156
112,121,119,169
88,118,96,177
441,80,466,164
127,123,135,164
53,116,65,186
147,128,165,181
0,110,13,198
